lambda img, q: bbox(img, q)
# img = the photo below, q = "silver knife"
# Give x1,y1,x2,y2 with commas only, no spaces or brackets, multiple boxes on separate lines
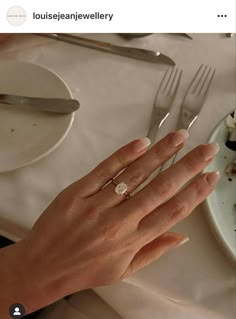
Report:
36,33,175,66
0,94,80,114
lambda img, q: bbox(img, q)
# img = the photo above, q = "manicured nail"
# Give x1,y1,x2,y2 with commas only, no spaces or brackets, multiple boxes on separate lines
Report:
201,143,220,161
175,237,190,248
171,129,189,147
205,171,221,186
134,137,151,153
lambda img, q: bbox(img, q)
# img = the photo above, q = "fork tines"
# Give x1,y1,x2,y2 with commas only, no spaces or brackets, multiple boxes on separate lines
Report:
157,67,182,97
188,64,216,100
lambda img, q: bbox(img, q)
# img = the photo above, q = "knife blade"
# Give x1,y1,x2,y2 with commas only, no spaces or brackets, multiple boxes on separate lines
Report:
0,94,80,114
175,33,193,40
36,33,175,66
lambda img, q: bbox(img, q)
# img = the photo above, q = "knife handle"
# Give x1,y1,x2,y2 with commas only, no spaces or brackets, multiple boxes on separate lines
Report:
39,33,114,53
0,94,80,114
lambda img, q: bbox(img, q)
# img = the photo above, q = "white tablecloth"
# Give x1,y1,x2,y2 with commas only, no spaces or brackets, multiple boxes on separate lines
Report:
0,33,235,319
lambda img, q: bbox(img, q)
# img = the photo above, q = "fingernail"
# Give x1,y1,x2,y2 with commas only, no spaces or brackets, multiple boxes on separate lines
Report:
134,137,151,153
205,171,221,186
201,143,220,161
174,237,190,248
171,129,189,147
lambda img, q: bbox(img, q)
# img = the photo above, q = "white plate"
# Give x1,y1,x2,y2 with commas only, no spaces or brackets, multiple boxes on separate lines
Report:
0,60,74,172
203,113,236,263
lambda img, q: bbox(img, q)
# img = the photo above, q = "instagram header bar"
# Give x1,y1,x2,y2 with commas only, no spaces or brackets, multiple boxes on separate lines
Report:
0,0,235,32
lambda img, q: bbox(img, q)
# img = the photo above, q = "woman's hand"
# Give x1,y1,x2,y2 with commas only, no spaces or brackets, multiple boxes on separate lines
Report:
8,130,220,313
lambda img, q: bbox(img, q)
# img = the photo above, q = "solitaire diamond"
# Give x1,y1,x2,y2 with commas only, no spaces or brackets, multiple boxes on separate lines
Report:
115,182,128,195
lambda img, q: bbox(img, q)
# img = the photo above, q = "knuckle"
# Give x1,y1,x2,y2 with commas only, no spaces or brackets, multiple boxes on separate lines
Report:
85,201,100,220
153,144,162,157
114,151,126,167
194,176,208,196
183,157,198,172
94,168,112,181
129,170,146,187
183,145,207,173
126,233,141,250
138,191,157,214
102,219,122,240
198,144,209,159
155,178,175,201
168,197,187,221
194,179,205,195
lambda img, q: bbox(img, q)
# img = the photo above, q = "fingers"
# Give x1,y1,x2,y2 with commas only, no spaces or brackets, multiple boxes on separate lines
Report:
121,232,189,279
77,137,151,197
138,171,220,242
92,130,189,208
123,143,219,219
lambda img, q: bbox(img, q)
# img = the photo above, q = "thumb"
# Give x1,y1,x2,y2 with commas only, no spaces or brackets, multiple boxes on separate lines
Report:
122,232,189,279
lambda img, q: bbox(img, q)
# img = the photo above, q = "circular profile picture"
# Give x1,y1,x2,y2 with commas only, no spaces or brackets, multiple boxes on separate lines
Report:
7,6,27,26
9,303,25,318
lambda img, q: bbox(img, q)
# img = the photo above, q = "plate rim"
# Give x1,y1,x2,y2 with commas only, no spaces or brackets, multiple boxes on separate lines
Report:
203,112,236,264
0,59,75,173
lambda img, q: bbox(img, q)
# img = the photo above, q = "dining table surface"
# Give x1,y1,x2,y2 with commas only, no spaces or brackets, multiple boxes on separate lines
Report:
0,33,235,319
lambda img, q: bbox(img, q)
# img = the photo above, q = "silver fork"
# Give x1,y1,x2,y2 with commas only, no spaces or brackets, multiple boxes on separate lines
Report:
147,67,182,144
176,64,216,131
159,64,216,172
134,68,182,194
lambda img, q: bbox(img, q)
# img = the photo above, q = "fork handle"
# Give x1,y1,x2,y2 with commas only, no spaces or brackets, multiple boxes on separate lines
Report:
177,109,198,130
147,109,170,144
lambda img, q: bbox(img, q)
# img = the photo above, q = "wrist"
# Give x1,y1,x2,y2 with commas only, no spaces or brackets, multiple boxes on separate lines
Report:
13,237,76,312
0,242,32,317
0,239,59,316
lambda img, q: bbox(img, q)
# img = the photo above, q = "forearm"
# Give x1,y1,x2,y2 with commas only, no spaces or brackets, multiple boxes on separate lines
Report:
0,241,56,318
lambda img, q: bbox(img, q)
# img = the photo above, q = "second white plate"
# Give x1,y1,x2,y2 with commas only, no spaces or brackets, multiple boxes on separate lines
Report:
204,113,236,263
